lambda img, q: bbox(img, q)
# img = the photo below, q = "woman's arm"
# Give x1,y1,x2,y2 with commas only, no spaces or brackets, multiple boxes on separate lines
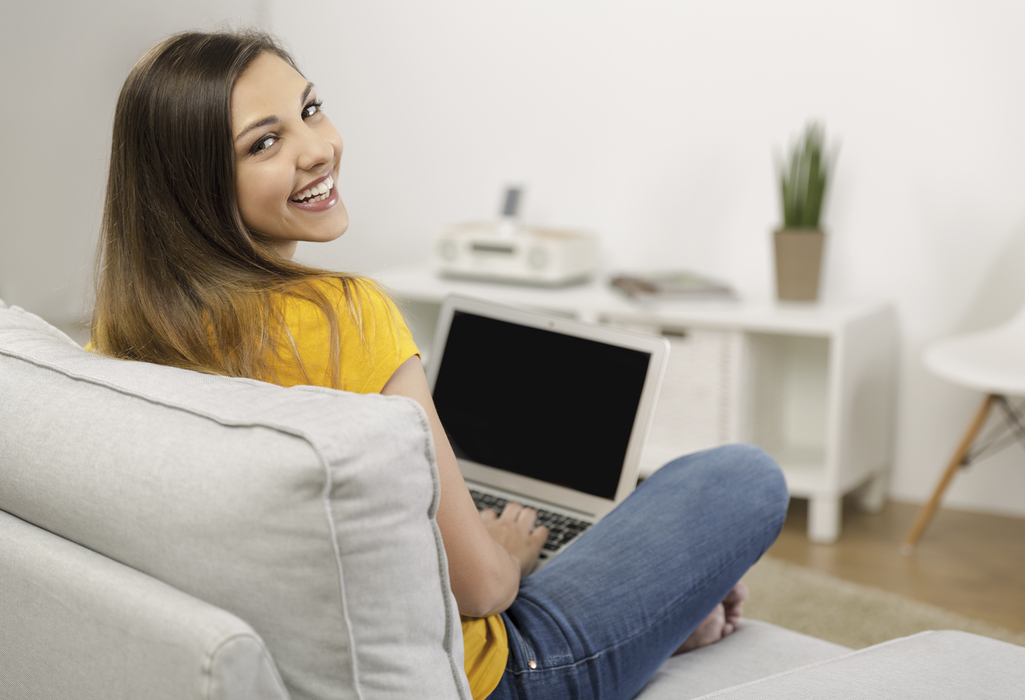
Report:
382,355,547,617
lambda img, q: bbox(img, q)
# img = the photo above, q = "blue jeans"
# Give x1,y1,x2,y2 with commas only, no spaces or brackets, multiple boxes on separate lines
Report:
488,444,789,700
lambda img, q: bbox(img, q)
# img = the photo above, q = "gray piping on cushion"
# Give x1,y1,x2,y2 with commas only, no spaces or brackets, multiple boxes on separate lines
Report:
400,395,471,700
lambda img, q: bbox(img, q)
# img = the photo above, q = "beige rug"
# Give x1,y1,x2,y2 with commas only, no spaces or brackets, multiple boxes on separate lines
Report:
741,556,1025,649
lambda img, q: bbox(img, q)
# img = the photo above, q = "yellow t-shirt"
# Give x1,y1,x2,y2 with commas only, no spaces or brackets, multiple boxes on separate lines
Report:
267,277,418,393
269,278,508,699
460,614,510,699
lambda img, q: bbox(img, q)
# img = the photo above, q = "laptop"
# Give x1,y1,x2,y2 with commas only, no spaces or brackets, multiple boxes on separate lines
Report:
425,295,670,564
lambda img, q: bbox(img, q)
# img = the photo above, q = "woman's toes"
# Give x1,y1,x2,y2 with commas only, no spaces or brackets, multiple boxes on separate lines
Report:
675,604,727,654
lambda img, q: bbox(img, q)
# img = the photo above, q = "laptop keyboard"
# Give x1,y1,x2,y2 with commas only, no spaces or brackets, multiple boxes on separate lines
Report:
469,489,592,557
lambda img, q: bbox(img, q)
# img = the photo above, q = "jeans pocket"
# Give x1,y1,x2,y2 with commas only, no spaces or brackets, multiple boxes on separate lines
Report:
503,616,539,672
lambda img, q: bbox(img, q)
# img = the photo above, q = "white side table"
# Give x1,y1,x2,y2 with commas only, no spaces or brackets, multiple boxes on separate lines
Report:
375,263,898,543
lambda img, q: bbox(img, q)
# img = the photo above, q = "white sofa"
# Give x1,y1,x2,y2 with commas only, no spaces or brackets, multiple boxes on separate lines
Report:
2,298,1023,700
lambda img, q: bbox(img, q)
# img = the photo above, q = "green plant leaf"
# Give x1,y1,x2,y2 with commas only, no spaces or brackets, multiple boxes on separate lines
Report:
776,122,836,230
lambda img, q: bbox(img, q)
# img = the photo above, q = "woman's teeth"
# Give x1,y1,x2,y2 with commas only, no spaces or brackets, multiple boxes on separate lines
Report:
291,175,334,203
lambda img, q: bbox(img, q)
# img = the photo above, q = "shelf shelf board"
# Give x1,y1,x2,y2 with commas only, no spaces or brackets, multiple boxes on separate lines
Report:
771,444,831,496
375,263,891,336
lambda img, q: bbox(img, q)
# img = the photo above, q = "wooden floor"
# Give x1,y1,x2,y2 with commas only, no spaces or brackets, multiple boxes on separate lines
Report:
768,498,1025,634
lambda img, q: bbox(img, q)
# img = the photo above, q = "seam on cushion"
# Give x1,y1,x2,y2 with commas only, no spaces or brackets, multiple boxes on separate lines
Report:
321,444,366,700
0,347,365,697
405,397,473,700
202,632,291,700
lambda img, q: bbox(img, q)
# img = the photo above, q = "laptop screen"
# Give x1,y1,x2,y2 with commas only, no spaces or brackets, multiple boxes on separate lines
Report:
432,310,652,500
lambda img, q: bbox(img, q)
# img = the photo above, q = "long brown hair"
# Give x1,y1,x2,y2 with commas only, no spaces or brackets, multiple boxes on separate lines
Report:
92,30,368,387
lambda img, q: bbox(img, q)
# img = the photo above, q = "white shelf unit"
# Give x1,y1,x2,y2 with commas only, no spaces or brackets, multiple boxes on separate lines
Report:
375,264,898,543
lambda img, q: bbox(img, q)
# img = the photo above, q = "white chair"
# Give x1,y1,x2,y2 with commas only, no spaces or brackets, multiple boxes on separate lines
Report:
902,303,1025,552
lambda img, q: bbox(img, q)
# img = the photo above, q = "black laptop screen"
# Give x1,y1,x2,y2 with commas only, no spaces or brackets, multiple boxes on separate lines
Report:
431,310,651,500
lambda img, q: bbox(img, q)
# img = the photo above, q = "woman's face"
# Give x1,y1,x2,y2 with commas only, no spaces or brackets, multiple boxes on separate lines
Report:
231,52,347,259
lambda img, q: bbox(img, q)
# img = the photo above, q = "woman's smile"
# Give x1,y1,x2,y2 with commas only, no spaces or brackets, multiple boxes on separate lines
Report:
290,174,335,204
289,174,340,212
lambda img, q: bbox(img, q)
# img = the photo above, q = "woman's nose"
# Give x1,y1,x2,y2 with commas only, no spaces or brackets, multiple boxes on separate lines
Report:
296,128,335,171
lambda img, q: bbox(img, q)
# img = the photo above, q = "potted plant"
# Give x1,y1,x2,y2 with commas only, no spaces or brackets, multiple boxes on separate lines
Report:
773,123,837,301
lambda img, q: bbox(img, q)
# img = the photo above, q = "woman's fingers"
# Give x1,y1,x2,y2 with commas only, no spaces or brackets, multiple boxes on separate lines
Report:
501,503,548,535
478,502,550,577
499,502,522,520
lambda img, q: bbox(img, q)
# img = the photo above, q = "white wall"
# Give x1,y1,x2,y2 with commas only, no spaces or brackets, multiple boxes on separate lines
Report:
270,0,1025,517
0,0,268,329
3,0,1024,517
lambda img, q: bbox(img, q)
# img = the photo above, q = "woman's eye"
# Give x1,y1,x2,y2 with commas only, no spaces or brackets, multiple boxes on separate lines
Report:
302,101,323,120
250,135,277,154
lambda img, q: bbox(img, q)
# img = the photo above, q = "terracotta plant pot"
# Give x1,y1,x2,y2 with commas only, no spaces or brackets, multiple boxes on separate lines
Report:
774,228,824,302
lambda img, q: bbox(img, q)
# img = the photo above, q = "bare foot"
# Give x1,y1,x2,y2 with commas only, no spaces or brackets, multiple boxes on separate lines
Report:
674,582,749,654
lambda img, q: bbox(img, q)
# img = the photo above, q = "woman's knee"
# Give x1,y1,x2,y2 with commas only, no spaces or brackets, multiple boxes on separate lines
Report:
724,443,788,511
716,443,786,488
652,444,789,528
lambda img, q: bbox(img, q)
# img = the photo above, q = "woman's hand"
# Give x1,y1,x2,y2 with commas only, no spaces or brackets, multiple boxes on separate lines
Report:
480,504,549,578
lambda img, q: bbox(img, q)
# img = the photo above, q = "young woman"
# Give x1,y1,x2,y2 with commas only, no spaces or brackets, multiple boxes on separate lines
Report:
91,30,789,700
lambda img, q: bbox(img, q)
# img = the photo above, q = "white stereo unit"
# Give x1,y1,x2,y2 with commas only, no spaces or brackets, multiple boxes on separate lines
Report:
433,222,599,286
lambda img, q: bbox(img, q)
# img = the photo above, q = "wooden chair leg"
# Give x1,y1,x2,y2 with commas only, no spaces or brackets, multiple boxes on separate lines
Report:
901,394,997,554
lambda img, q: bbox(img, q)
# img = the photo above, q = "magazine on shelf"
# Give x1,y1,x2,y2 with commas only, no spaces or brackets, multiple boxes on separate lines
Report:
610,270,737,301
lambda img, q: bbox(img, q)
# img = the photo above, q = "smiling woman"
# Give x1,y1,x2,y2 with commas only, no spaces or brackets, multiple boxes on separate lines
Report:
91,31,370,388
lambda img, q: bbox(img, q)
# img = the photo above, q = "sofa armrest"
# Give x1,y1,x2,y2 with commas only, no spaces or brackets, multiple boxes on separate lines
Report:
0,510,289,700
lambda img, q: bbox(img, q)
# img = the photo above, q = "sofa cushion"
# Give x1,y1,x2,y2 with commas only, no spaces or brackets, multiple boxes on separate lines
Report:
635,619,850,700
688,629,1025,699
0,510,289,700
0,301,470,700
